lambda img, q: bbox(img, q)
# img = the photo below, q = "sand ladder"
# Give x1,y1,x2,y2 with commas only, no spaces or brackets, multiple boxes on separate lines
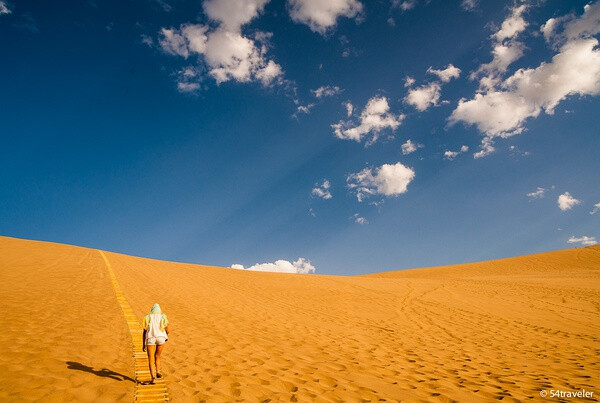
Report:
99,250,170,402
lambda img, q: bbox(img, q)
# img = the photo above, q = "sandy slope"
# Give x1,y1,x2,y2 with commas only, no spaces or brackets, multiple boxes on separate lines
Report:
1,235,599,402
0,237,133,402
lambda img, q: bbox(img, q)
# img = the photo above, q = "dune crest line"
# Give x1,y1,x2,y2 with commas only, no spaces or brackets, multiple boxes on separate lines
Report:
98,250,170,402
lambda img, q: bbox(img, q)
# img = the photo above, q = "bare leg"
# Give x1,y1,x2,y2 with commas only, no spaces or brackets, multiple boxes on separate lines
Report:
147,345,157,382
155,344,165,376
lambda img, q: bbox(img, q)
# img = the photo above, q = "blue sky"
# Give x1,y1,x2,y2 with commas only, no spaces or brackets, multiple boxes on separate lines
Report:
1,0,599,275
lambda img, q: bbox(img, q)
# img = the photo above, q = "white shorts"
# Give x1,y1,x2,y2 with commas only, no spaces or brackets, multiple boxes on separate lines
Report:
146,336,167,346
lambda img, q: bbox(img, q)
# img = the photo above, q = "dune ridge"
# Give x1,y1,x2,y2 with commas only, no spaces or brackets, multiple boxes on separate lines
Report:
0,235,598,402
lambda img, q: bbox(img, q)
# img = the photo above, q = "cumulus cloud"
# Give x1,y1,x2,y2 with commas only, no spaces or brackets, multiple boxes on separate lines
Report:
469,4,528,91
0,1,12,15
312,85,342,98
203,0,269,31
347,162,415,202
159,26,191,57
405,82,441,111
427,64,461,82
158,0,283,88
543,3,600,46
474,42,526,91
541,17,563,43
204,29,281,85
451,3,600,157
231,258,316,273
467,7,517,81
404,64,459,111
312,179,332,199
590,202,600,215
401,139,423,155
568,236,597,246
444,145,468,160
332,96,404,144
527,187,546,199
494,4,528,42
288,0,363,34
558,192,581,211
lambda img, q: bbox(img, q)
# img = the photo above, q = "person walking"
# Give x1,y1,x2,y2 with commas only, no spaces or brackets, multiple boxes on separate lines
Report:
142,303,170,384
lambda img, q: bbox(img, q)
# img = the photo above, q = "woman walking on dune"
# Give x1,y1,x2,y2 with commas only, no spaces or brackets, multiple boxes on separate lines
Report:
142,303,170,384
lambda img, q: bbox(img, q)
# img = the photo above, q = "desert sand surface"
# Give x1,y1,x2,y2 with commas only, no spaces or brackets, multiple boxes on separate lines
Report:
1,235,599,402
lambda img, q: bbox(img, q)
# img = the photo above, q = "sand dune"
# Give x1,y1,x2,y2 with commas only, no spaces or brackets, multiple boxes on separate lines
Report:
1,235,598,402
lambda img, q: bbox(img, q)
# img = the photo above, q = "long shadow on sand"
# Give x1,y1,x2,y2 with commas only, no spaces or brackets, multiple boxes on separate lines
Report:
66,361,135,383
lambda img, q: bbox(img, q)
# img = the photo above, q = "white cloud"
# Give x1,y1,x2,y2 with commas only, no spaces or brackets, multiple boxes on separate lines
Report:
231,258,316,273
288,0,363,34
527,187,546,199
183,24,209,54
353,213,368,225
541,17,562,43
564,2,600,40
254,59,283,85
568,236,597,246
404,76,415,87
444,145,468,160
451,3,600,158
401,139,423,155
543,2,600,45
494,4,528,42
177,82,201,93
472,42,526,90
472,136,495,159
203,29,278,84
469,5,528,91
296,103,314,115
204,0,269,32
141,34,154,47
398,0,416,11
427,64,461,82
558,192,581,211
159,27,191,57
332,96,404,144
451,91,533,138
312,179,332,199
347,162,415,202
461,0,478,12
0,1,11,15
590,202,600,215
159,24,210,58
344,101,354,117
405,82,441,111
176,66,202,92
312,85,342,98
158,0,283,88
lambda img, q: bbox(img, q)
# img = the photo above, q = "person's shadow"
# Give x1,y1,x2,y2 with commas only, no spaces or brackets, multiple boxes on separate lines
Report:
66,361,135,383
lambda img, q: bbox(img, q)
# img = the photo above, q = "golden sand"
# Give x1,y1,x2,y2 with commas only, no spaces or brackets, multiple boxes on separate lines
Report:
0,235,598,402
